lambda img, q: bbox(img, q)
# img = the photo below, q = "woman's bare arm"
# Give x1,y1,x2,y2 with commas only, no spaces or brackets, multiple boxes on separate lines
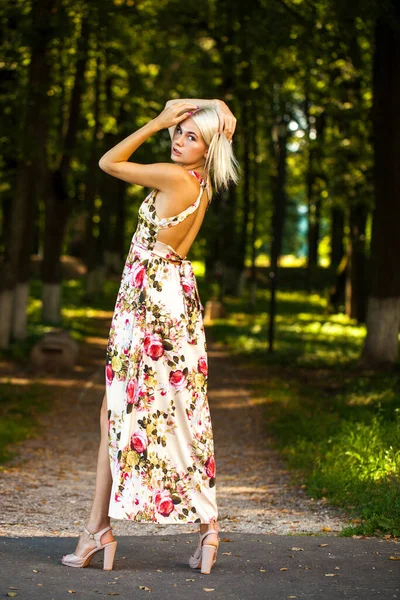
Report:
98,101,198,190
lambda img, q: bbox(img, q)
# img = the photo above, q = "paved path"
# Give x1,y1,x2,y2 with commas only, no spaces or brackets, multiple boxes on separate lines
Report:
0,533,399,599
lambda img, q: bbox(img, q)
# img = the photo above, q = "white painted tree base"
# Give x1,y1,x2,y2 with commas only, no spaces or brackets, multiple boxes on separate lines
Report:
0,290,14,349
361,296,400,367
42,283,62,324
12,283,29,340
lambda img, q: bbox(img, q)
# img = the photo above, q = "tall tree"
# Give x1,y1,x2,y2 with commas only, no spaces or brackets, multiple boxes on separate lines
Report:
361,1,400,366
0,0,57,347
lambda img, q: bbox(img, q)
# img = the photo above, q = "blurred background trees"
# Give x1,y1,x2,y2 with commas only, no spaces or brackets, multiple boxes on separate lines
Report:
1,0,399,366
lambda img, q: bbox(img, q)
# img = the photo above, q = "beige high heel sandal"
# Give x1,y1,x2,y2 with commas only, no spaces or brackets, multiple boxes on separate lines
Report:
189,525,220,575
62,525,117,570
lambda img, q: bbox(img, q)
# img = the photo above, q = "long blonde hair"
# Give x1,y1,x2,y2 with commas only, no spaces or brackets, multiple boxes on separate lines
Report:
191,106,240,193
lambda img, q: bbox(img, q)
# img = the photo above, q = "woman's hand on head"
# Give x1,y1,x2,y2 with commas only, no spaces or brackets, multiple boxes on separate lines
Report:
154,102,199,131
214,100,237,142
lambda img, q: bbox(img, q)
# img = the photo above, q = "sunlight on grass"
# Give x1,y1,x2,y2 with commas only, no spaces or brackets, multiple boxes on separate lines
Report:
0,383,51,464
209,282,400,536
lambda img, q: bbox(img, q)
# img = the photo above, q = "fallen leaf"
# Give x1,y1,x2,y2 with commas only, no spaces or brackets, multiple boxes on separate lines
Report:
32,570,39,573
280,567,288,571
389,556,400,561
288,596,297,599
138,587,152,592
222,552,232,556
203,589,215,593
156,569,163,572
221,538,233,542
186,579,195,582
325,574,337,577
334,567,340,570
319,543,329,547
260,569,266,572
37,583,44,586
290,547,304,552
321,527,331,532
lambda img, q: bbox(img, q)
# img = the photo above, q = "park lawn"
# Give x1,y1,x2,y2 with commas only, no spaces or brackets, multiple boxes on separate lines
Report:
0,382,52,464
208,287,400,538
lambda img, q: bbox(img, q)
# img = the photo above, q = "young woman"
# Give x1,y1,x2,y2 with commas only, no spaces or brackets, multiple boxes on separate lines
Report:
62,99,239,575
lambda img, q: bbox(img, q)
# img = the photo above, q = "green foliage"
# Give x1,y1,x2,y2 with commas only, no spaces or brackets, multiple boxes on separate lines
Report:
0,382,51,464
208,278,400,536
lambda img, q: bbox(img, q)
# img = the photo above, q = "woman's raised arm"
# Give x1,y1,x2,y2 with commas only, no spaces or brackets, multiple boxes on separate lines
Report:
165,98,237,141
98,101,198,190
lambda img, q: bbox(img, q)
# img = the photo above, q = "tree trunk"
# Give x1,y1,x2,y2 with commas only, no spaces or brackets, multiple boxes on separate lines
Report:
361,4,400,367
330,205,345,268
250,107,259,309
345,204,368,323
85,52,103,300
268,119,288,353
237,101,251,281
42,16,90,323
306,112,326,291
0,0,56,347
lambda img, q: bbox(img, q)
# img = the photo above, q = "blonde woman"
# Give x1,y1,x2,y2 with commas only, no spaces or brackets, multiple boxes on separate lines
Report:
62,99,239,575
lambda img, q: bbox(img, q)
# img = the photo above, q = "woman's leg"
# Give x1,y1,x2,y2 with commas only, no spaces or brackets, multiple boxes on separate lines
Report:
73,392,114,556
199,522,219,546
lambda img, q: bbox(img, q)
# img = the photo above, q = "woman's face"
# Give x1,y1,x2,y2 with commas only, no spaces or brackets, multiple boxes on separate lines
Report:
170,117,208,167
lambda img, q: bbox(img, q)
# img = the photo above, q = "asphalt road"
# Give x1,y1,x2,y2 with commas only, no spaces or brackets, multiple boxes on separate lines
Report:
0,532,399,600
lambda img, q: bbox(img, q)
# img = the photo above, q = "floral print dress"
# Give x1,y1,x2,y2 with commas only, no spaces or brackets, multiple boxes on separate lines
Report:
105,170,218,524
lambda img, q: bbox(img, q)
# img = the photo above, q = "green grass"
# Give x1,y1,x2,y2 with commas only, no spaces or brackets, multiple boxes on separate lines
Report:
0,382,51,464
207,285,400,537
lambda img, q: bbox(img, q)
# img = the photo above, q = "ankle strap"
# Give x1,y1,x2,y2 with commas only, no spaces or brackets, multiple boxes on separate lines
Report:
200,528,219,543
84,525,112,548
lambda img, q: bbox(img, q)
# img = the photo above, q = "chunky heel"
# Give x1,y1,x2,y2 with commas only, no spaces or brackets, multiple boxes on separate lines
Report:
200,544,217,575
189,525,219,575
103,541,117,570
62,525,116,569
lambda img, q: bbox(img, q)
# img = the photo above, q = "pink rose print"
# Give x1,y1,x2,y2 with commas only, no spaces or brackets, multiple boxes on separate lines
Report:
169,369,186,390
144,333,164,360
126,379,137,404
131,262,146,288
198,356,208,376
181,276,194,295
154,489,174,517
205,454,216,478
130,430,148,454
106,364,114,386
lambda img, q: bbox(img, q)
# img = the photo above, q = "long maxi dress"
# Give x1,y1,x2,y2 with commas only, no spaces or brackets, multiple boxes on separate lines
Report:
105,170,218,524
